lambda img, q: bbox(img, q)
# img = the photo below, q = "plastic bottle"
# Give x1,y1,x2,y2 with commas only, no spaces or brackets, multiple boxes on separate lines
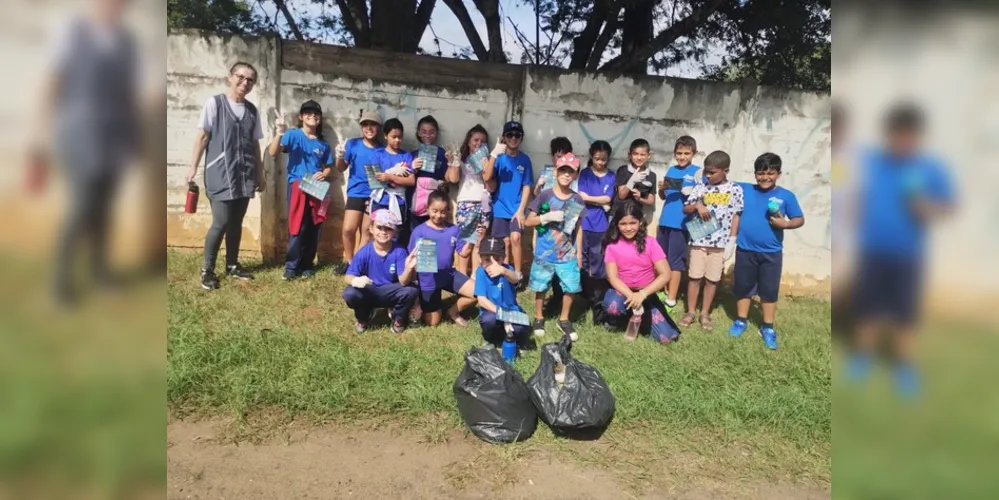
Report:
537,201,550,235
766,200,780,216
185,182,200,214
625,306,644,341
502,323,517,365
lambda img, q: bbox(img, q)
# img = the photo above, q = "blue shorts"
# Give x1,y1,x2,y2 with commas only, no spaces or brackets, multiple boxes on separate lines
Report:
581,230,606,278
656,226,689,272
419,269,471,312
491,216,522,238
733,249,783,303
528,260,581,294
854,253,922,325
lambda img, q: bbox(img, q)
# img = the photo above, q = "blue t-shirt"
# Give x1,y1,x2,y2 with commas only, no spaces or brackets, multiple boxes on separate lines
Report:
576,167,617,233
373,149,415,206
474,263,524,314
344,138,384,199
492,152,534,219
280,129,333,185
346,242,408,286
528,189,585,264
857,148,954,258
736,183,804,253
407,222,461,291
658,164,701,228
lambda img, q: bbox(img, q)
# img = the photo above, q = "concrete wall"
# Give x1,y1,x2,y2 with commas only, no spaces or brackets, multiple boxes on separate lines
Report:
167,31,831,293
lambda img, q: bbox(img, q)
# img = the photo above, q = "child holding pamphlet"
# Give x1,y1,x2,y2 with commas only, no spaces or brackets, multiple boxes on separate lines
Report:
474,236,532,348
407,189,479,326
334,109,384,274
267,100,333,280
446,124,497,275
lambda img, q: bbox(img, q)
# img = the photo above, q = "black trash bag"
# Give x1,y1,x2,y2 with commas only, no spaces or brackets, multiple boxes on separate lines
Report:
527,334,616,440
453,347,538,444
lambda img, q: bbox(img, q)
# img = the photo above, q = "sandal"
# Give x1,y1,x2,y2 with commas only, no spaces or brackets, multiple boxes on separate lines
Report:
678,313,696,328
699,315,713,330
449,310,469,327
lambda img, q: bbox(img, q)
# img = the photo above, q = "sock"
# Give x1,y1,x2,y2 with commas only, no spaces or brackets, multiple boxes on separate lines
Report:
665,297,677,307
761,322,774,331
736,317,748,324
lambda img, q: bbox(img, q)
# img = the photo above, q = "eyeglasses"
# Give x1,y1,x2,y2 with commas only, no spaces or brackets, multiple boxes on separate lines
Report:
232,74,256,85
504,132,523,139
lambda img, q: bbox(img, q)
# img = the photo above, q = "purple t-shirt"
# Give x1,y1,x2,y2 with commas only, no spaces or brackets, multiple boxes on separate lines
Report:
407,222,461,290
346,242,408,286
576,167,616,233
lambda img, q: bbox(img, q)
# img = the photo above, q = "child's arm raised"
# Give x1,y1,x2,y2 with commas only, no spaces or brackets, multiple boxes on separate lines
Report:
334,140,348,173
267,114,287,157
445,154,461,184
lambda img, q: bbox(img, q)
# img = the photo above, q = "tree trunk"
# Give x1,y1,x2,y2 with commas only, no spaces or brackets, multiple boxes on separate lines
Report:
442,0,491,61
336,0,372,48
472,0,507,62
619,0,654,74
569,0,612,69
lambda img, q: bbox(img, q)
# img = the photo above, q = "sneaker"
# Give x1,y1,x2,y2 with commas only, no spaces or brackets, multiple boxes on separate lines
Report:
200,269,220,290
729,319,748,337
282,269,296,281
893,362,921,400
532,318,546,337
225,264,253,280
354,322,367,334
300,269,316,279
391,320,406,335
557,320,579,342
759,327,778,350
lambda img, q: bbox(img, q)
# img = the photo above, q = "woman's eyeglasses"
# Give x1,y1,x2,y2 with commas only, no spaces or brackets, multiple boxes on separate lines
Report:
232,74,256,85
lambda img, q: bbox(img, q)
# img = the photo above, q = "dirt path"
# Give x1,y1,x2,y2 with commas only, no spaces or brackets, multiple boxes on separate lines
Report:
168,419,828,500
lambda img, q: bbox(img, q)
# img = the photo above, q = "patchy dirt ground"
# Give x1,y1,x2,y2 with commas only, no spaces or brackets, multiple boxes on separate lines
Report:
167,419,829,500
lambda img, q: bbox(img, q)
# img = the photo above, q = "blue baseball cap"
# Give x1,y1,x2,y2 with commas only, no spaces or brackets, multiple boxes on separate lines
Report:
503,121,524,135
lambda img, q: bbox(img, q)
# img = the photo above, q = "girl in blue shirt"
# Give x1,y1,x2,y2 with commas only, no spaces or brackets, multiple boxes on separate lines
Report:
371,118,419,245
335,109,384,274
267,100,333,279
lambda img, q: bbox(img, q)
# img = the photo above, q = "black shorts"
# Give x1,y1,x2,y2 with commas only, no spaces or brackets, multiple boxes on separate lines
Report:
855,253,922,325
345,196,369,212
733,249,783,303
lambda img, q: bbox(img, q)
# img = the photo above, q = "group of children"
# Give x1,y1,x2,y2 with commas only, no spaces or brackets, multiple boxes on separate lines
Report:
259,99,806,350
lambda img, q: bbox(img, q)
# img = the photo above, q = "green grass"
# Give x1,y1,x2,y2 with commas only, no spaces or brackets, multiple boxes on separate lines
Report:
167,250,831,485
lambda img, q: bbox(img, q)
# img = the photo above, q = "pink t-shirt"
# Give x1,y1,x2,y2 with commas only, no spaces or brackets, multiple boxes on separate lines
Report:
604,236,667,289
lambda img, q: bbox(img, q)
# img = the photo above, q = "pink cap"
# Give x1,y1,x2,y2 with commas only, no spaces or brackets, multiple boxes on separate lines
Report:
555,152,580,171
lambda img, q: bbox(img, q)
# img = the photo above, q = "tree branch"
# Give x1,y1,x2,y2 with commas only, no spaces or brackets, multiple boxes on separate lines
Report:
585,4,621,71
442,0,490,61
336,0,371,47
471,0,506,62
569,0,612,69
507,16,536,64
273,0,304,40
600,0,728,73
409,0,438,51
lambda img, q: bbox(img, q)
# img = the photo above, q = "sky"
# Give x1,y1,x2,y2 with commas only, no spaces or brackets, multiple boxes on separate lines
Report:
255,0,721,78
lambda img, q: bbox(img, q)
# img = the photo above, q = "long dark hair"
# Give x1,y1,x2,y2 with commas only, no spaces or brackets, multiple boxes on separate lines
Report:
588,140,612,168
603,202,648,253
460,124,489,161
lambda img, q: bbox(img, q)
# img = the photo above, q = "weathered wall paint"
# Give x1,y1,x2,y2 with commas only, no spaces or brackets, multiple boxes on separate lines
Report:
166,31,831,293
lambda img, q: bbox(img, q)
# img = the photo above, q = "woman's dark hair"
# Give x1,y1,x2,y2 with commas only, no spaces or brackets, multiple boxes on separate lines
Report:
460,124,489,161
588,140,612,168
415,115,439,143
427,188,450,209
628,138,651,154
229,61,258,77
383,118,405,137
603,202,648,253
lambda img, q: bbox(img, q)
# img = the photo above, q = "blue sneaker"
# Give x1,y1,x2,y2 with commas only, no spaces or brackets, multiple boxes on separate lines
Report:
845,353,873,383
728,319,748,337
893,362,921,400
759,327,778,350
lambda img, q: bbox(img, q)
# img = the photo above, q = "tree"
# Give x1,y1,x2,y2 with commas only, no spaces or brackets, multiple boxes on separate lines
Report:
167,0,267,34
